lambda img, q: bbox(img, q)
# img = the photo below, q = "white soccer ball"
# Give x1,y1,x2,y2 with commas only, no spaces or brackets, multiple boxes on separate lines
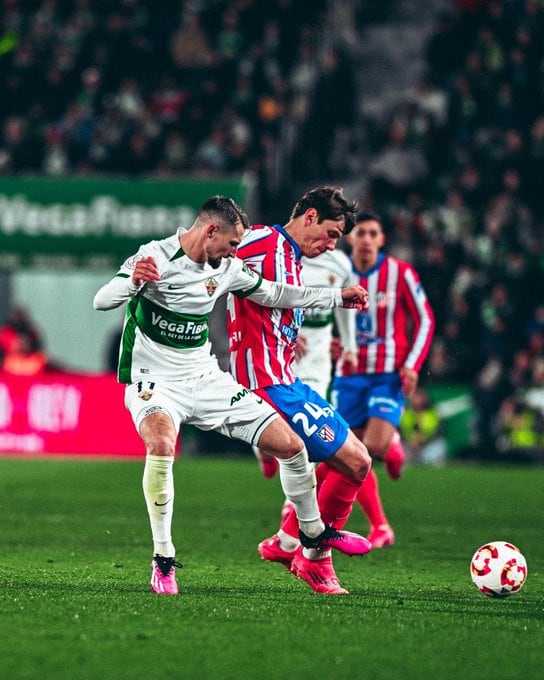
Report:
470,541,527,598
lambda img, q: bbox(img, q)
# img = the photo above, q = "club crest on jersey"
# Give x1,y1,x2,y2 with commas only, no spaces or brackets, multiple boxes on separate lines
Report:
137,381,155,401
317,424,335,443
376,292,391,308
205,277,218,297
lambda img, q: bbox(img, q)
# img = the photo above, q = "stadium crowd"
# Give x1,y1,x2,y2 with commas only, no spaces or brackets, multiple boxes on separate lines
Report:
356,0,544,458
0,0,325,206
1,0,543,458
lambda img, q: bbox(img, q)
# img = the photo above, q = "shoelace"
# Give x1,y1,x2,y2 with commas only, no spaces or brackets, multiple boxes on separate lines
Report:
298,525,343,549
154,556,183,577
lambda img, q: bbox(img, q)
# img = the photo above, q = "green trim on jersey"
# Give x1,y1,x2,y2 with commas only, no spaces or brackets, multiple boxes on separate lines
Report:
116,273,130,278
170,246,185,261
302,311,334,328
119,302,138,384
232,263,262,298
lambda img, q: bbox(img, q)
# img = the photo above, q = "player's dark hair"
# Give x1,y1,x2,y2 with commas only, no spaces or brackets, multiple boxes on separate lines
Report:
355,210,382,225
198,196,249,231
291,186,359,234
355,209,388,234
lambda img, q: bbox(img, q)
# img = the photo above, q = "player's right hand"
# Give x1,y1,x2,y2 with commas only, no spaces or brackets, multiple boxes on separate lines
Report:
132,256,160,287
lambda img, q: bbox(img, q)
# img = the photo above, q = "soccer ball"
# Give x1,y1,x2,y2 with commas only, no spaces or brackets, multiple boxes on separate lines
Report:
470,541,527,598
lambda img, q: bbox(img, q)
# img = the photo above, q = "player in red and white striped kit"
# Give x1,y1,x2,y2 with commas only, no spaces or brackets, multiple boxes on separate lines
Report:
329,211,435,547
228,187,373,595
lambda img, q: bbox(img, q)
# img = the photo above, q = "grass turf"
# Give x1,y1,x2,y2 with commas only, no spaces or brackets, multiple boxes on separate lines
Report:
0,456,542,680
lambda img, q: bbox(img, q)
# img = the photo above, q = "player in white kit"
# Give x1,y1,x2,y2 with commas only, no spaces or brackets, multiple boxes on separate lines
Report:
295,250,357,396
93,196,370,594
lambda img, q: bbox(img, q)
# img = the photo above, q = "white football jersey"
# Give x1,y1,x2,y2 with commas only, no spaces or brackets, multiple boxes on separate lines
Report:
294,249,356,397
113,229,264,383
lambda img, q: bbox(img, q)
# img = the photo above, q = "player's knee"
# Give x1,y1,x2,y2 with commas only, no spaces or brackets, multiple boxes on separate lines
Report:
346,439,372,480
352,449,372,481
331,438,372,481
364,433,389,460
258,420,304,458
145,437,177,458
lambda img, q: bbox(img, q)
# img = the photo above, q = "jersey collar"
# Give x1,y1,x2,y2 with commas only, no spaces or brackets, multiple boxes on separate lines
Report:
272,224,301,260
352,252,384,277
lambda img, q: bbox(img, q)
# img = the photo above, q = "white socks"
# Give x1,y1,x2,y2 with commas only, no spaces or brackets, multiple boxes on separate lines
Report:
278,450,324,538
142,454,175,557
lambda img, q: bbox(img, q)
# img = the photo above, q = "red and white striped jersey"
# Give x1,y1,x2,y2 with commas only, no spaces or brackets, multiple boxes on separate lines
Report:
227,224,303,389
337,253,435,376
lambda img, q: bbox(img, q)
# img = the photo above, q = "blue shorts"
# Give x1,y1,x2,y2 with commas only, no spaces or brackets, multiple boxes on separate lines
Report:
330,373,404,429
257,379,349,462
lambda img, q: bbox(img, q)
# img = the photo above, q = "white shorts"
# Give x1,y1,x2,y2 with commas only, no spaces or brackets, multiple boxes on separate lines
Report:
124,369,280,446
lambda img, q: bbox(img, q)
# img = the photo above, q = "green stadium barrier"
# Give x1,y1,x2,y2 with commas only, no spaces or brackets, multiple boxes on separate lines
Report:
0,175,254,268
425,384,473,457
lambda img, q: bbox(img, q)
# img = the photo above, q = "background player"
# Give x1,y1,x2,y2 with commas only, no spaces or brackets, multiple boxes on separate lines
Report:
254,242,408,549
329,210,435,546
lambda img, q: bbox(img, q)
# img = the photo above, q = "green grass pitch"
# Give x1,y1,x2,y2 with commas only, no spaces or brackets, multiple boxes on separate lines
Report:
0,455,542,679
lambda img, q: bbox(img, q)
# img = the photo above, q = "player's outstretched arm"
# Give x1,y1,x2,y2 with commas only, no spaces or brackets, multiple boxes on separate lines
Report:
246,278,367,311
340,285,369,311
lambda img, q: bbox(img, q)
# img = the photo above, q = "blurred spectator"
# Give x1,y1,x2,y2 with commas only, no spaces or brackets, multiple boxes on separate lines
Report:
0,306,50,375
400,388,447,466
496,395,544,457
2,333,50,376
368,120,429,205
0,306,43,357
169,9,215,73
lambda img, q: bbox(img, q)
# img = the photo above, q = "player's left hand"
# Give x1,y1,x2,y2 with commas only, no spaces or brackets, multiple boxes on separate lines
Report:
340,285,369,310
341,351,358,375
294,334,308,360
330,337,342,363
399,366,418,398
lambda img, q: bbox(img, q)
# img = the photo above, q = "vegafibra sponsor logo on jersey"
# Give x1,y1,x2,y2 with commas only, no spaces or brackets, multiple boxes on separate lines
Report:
135,296,210,348
151,312,207,341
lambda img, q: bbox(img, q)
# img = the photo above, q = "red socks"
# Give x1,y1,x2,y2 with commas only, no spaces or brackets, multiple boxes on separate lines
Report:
355,468,388,528
280,463,363,536
383,430,406,480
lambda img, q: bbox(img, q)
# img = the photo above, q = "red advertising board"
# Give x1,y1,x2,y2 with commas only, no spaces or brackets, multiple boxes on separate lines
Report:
0,371,144,457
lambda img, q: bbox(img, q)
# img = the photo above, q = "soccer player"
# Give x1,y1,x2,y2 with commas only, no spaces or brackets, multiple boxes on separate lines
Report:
252,247,356,479
329,210,435,546
252,244,406,553
227,187,373,595
93,195,371,595
287,249,403,548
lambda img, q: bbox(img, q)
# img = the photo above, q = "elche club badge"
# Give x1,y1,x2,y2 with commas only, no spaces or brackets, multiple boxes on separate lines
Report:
205,277,218,297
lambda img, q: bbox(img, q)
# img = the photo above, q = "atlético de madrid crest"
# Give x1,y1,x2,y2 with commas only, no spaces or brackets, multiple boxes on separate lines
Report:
205,277,218,297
